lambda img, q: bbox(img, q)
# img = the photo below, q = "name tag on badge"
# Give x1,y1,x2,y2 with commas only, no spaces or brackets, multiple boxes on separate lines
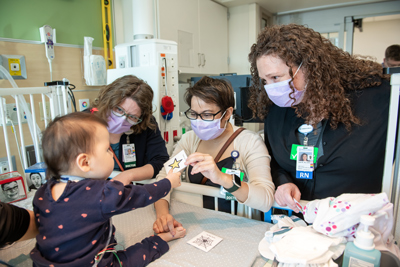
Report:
122,144,136,168
296,146,314,179
220,168,243,200
290,144,318,163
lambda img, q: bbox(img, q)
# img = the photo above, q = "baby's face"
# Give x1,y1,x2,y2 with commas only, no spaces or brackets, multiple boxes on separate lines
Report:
87,124,114,179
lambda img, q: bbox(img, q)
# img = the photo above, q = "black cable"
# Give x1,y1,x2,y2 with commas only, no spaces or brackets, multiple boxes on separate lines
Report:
68,90,77,112
67,84,77,112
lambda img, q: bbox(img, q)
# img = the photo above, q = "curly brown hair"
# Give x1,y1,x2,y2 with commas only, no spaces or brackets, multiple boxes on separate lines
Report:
248,24,387,130
93,75,155,134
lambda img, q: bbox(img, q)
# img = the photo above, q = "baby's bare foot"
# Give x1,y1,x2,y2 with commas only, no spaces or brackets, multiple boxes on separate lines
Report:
158,226,186,242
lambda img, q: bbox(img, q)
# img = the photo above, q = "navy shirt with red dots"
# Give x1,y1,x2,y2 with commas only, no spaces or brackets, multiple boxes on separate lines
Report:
30,178,171,267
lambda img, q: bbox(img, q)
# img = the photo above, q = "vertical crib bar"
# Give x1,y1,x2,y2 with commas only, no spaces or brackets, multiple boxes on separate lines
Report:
247,206,252,219
0,97,13,171
48,92,56,120
61,84,68,115
231,201,235,215
57,85,63,116
41,93,48,128
382,78,399,199
214,197,218,211
15,95,28,170
30,94,41,163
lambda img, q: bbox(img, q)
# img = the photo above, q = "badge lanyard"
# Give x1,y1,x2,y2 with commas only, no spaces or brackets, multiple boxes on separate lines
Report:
122,132,136,169
109,133,137,172
295,124,315,179
220,150,243,200
293,121,328,179
109,146,125,172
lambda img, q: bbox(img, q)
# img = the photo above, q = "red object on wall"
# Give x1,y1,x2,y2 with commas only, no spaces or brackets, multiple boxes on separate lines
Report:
161,96,174,115
164,131,169,142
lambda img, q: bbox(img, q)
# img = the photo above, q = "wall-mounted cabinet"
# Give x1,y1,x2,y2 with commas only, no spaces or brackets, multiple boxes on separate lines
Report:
158,0,228,75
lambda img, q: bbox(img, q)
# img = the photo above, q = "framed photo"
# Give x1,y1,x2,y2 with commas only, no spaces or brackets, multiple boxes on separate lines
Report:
25,162,47,191
0,172,27,203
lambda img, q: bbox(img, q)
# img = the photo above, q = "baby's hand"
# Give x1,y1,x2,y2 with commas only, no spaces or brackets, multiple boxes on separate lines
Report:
166,169,181,189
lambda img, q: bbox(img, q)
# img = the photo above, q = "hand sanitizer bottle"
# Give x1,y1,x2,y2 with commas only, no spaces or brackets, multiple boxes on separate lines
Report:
342,215,381,267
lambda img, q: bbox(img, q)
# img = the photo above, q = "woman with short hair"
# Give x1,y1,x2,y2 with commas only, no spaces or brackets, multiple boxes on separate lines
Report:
153,76,275,235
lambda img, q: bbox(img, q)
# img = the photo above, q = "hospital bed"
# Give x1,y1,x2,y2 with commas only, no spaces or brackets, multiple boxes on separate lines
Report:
1,67,399,226
0,82,71,173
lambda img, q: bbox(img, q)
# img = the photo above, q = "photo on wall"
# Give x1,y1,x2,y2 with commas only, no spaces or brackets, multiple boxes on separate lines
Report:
0,173,27,203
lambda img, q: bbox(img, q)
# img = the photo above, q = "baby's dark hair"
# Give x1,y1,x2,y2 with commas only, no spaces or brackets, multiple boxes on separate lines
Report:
41,112,108,180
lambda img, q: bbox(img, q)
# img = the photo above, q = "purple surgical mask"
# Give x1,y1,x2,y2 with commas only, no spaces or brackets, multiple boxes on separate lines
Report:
107,112,132,134
190,111,227,141
264,62,304,107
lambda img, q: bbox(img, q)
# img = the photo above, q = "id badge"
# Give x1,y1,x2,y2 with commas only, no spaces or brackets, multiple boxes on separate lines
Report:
295,146,314,179
122,144,136,168
219,186,237,201
221,167,244,181
221,167,243,200
290,144,318,163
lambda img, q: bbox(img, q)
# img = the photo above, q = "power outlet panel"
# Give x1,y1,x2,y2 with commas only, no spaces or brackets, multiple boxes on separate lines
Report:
0,55,27,79
78,99,90,111
0,156,17,174
0,103,30,126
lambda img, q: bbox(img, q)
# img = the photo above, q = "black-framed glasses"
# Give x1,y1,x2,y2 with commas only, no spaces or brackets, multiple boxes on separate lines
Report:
184,109,223,121
111,106,142,125
4,185,18,192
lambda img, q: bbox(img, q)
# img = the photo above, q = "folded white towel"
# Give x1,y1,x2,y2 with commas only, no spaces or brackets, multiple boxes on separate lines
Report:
269,226,345,265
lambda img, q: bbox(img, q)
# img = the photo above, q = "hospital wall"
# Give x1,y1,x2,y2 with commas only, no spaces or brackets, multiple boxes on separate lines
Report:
0,0,106,175
353,16,400,63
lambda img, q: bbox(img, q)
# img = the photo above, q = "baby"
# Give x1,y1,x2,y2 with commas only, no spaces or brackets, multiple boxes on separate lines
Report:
30,112,185,267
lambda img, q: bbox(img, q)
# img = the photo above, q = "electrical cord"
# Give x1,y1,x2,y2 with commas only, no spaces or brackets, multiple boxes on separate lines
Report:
67,84,77,112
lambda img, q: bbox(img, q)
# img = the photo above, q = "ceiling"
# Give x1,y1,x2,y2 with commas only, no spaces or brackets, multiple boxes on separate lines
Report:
214,0,395,14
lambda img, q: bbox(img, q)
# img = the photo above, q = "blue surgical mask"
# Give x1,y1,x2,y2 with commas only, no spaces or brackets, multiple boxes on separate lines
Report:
264,62,304,107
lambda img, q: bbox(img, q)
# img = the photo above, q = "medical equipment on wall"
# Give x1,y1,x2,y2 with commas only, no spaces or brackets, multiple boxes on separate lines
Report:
107,39,180,154
0,65,71,173
39,25,56,81
83,37,107,86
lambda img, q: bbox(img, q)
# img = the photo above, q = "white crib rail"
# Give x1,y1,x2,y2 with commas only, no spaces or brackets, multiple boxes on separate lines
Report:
109,171,253,218
0,84,70,172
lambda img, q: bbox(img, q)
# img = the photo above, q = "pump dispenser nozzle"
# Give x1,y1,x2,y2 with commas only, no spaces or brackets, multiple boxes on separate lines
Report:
354,215,375,250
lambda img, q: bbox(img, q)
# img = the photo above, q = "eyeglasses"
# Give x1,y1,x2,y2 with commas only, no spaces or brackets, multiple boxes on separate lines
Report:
112,106,142,125
4,185,18,192
184,109,223,121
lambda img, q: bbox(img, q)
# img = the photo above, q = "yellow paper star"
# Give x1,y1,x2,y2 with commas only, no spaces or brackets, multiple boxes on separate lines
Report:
169,158,182,170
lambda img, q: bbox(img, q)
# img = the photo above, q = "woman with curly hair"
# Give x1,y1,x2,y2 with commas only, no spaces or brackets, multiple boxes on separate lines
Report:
91,75,169,184
248,24,390,213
